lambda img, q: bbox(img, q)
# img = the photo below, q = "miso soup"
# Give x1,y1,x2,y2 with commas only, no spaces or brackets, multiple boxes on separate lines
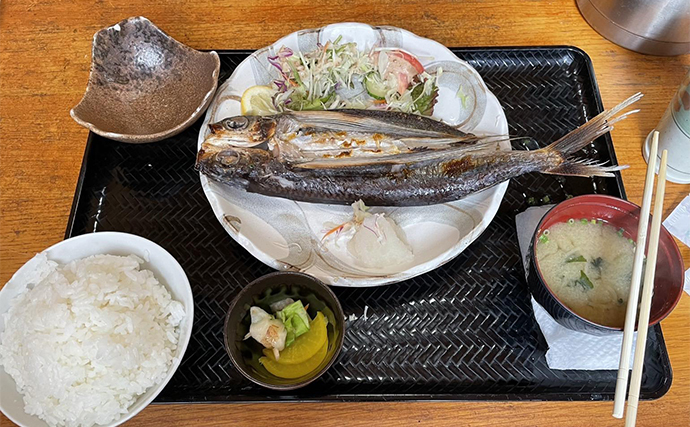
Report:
535,219,636,327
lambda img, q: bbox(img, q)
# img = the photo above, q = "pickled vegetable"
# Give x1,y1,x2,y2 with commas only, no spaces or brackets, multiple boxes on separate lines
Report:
262,311,327,365
260,340,328,379
276,300,311,347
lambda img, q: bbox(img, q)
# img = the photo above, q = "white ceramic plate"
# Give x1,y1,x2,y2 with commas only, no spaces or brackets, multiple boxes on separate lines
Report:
198,23,509,287
0,232,194,427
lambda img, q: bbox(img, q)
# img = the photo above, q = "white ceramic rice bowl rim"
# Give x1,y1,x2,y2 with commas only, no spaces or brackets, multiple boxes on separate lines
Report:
0,232,194,427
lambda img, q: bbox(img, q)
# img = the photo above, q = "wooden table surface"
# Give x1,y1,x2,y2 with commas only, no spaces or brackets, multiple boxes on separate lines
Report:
1,0,689,426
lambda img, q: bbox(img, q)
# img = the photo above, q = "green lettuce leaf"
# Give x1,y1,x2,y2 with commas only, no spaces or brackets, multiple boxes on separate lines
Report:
276,300,311,347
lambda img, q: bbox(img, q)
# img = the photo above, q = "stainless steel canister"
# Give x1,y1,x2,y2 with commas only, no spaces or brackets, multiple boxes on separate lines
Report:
577,0,690,56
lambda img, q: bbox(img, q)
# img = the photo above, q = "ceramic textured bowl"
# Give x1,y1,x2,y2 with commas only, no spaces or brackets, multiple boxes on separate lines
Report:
70,16,220,143
224,272,345,390
0,232,194,427
527,195,684,335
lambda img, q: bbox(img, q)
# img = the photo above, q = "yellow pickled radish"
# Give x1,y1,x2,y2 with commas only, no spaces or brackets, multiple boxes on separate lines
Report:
262,311,327,365
260,339,328,379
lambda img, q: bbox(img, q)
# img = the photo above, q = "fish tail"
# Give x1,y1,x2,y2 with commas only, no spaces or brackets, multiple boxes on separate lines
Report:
542,158,627,177
541,92,641,177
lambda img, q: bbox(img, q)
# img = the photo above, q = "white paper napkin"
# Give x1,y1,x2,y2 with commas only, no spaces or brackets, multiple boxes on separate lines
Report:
515,205,635,370
663,194,690,249
662,194,690,296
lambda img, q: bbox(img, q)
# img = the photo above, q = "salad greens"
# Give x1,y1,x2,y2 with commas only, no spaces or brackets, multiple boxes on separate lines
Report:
411,82,439,116
266,38,439,115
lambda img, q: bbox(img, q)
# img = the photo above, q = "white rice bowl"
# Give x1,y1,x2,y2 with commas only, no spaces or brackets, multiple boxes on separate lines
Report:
0,232,194,427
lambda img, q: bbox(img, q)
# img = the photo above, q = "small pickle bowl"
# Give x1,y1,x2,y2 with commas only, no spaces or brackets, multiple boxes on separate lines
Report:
224,272,345,390
526,194,684,335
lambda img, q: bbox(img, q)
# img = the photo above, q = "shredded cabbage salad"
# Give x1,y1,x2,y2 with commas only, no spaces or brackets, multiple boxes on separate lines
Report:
266,36,440,115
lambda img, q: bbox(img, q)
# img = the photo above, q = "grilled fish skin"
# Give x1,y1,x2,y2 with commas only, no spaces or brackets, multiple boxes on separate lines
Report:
198,144,550,206
206,109,505,164
197,94,641,206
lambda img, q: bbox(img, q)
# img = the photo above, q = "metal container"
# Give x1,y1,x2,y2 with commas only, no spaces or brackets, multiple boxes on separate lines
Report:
577,0,690,56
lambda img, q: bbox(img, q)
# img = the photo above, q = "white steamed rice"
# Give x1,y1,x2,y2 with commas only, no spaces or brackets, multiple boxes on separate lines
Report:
0,253,185,427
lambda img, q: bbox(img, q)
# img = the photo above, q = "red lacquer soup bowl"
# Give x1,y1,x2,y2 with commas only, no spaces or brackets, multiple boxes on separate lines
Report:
526,194,684,335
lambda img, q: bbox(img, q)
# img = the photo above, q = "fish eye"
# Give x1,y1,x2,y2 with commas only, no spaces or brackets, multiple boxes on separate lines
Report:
224,117,249,130
218,150,240,166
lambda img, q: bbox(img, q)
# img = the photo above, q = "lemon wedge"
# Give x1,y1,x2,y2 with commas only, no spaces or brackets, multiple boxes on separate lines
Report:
241,85,278,116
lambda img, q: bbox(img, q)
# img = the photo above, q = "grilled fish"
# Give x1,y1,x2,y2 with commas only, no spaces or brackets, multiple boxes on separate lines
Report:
206,109,504,163
197,94,640,206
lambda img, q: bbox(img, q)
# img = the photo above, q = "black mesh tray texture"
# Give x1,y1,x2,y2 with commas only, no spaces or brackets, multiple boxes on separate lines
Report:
66,47,672,402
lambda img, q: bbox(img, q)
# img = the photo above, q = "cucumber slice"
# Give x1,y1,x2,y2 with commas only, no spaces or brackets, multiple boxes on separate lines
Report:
364,73,388,100
298,92,335,110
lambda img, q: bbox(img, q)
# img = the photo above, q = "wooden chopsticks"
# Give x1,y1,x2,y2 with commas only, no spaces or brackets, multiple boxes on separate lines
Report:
625,148,669,426
612,130,669,426
612,132,658,418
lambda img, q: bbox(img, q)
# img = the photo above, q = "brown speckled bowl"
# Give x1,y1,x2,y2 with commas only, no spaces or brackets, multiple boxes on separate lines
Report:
70,16,220,143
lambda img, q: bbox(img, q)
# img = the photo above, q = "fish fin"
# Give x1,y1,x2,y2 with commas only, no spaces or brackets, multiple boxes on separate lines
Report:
543,93,642,156
398,135,512,148
398,137,471,147
542,158,628,178
286,110,469,139
541,92,641,177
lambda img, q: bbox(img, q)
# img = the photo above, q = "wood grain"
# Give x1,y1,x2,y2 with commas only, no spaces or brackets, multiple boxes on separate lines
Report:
1,0,689,426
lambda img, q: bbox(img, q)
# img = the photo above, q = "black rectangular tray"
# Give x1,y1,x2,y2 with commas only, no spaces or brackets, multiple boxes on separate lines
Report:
66,47,672,402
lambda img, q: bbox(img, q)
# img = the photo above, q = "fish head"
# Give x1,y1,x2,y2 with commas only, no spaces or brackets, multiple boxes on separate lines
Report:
196,140,273,180
207,115,277,147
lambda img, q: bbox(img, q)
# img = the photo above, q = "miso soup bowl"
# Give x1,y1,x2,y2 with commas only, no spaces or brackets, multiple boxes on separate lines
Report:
527,194,684,335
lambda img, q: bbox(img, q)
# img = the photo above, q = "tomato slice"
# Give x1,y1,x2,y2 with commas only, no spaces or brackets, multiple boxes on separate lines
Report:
371,49,426,95
373,49,426,75
396,72,409,95
393,50,425,74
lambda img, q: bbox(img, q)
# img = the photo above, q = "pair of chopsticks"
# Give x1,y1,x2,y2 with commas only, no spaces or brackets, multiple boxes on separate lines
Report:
612,131,668,426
